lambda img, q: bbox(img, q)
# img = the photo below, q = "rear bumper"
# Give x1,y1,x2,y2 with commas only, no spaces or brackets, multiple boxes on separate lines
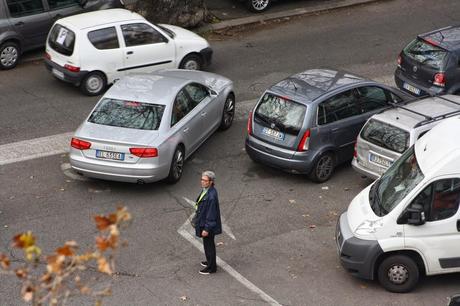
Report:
394,68,445,97
199,47,213,67
69,152,170,183
245,135,314,174
351,158,380,180
44,58,87,85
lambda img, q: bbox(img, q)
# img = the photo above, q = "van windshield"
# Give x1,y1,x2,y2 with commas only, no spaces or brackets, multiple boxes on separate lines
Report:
369,146,424,216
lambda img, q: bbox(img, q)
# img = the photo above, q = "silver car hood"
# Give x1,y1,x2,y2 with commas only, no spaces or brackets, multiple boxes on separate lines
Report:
75,122,159,146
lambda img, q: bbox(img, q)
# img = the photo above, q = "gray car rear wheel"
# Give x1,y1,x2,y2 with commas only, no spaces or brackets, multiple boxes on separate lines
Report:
219,93,235,130
80,71,107,96
167,146,185,184
0,41,20,70
309,152,335,183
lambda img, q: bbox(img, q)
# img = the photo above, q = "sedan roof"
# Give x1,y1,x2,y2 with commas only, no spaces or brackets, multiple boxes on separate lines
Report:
268,69,368,103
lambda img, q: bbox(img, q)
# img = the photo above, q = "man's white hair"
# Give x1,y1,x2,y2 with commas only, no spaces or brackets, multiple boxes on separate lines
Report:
202,170,216,182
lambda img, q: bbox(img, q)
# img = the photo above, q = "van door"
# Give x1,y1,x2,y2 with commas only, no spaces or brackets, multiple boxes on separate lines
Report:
5,0,50,50
317,89,364,164
402,178,460,274
119,22,175,74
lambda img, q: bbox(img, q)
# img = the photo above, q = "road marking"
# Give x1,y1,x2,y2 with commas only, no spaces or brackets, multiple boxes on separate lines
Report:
177,213,281,306
0,74,394,166
183,196,236,240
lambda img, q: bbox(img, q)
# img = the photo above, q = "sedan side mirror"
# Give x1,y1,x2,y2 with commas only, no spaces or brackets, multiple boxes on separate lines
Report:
209,89,218,96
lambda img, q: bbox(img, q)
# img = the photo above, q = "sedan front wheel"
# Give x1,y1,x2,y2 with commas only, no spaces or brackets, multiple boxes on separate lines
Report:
247,0,271,12
219,93,235,130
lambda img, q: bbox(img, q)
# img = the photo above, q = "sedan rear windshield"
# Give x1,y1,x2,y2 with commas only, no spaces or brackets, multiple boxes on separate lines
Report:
361,119,409,153
48,24,75,56
403,38,447,69
254,93,306,136
88,99,165,130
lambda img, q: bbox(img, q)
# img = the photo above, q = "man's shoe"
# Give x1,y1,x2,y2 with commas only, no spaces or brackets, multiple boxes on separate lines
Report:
199,268,211,275
200,261,208,267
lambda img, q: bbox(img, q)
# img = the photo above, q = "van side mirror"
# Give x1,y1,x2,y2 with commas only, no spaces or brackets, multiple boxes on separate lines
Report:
399,203,425,225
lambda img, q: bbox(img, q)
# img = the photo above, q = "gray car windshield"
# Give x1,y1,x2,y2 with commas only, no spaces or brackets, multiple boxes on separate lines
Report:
254,93,306,136
88,99,165,130
369,146,424,217
403,38,447,69
361,119,410,153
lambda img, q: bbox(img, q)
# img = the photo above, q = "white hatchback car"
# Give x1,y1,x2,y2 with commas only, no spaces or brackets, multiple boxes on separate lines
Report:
44,9,212,95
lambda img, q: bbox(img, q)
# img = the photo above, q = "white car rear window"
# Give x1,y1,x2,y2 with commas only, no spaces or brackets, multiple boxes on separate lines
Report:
361,119,410,153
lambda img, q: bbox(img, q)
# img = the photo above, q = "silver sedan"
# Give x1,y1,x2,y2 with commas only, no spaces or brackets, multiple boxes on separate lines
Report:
69,70,235,183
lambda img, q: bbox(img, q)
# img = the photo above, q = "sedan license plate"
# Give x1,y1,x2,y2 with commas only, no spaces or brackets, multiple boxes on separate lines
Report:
403,82,421,95
52,68,64,80
96,150,124,161
262,127,284,140
369,153,392,168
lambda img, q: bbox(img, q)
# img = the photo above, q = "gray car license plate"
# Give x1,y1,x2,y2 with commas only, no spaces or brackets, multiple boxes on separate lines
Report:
262,127,284,140
369,153,392,168
96,150,124,161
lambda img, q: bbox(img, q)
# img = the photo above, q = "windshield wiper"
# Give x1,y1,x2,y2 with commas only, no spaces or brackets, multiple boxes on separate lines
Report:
254,113,273,126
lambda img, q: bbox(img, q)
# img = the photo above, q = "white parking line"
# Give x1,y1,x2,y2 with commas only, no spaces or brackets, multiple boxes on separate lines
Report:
177,216,282,306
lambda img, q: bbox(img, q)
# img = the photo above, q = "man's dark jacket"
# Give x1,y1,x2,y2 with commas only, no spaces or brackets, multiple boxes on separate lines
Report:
195,186,222,237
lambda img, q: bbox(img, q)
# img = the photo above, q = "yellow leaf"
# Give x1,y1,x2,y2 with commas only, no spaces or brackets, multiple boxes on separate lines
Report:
97,257,112,275
13,231,36,249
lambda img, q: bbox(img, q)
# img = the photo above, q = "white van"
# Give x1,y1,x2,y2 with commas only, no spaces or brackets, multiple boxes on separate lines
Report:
44,9,212,95
336,115,460,293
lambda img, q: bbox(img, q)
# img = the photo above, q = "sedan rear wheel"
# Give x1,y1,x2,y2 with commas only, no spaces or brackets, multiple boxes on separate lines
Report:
219,93,235,130
167,147,185,184
247,0,271,12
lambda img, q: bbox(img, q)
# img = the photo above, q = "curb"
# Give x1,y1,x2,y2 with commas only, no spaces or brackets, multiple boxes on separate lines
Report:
196,0,382,33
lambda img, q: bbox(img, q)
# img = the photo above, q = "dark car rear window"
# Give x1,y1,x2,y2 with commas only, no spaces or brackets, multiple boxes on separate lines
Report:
254,93,306,136
361,119,409,153
48,24,76,56
88,99,165,130
403,38,448,69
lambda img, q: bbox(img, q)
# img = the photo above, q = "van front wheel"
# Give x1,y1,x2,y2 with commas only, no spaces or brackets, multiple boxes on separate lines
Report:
377,255,419,293
80,71,106,96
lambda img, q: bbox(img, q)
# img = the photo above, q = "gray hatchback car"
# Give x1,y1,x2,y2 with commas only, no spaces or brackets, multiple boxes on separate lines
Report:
245,69,410,182
0,0,123,69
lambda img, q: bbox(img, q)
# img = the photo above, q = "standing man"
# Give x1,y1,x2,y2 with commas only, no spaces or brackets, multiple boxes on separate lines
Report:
195,170,222,275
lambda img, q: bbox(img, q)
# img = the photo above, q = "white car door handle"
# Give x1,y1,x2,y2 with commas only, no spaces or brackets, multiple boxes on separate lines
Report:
127,51,134,55
183,127,189,133
201,112,207,117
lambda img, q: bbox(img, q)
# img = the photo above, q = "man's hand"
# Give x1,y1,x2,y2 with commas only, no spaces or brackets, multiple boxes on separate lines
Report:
201,230,209,237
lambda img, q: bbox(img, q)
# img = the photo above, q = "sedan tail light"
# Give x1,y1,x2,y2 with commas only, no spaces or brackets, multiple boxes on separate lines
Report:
71,138,91,150
297,129,311,152
433,73,445,87
64,64,80,73
353,138,358,158
247,111,253,135
130,147,158,158
44,52,51,60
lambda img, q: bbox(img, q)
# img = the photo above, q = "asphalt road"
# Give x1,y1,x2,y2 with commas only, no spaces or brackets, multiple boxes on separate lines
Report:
1,0,460,305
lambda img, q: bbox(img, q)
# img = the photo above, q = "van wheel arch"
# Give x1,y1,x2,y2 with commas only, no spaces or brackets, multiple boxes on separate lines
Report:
374,250,426,279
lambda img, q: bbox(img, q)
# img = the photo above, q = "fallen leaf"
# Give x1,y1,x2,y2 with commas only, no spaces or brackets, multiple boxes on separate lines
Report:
29,176,34,179
60,188,65,191
321,186,329,190
288,199,296,204
344,187,350,191
97,257,112,274
216,241,224,246
4,225,8,228
180,296,187,301
309,225,317,229
360,285,367,289
302,214,310,218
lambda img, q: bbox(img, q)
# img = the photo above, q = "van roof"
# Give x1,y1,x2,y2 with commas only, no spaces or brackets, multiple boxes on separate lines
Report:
371,95,460,131
416,116,460,177
267,69,370,104
57,9,144,30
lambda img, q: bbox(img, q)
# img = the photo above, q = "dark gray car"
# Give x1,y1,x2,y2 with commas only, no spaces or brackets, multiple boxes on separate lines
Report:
0,0,123,69
245,69,410,182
